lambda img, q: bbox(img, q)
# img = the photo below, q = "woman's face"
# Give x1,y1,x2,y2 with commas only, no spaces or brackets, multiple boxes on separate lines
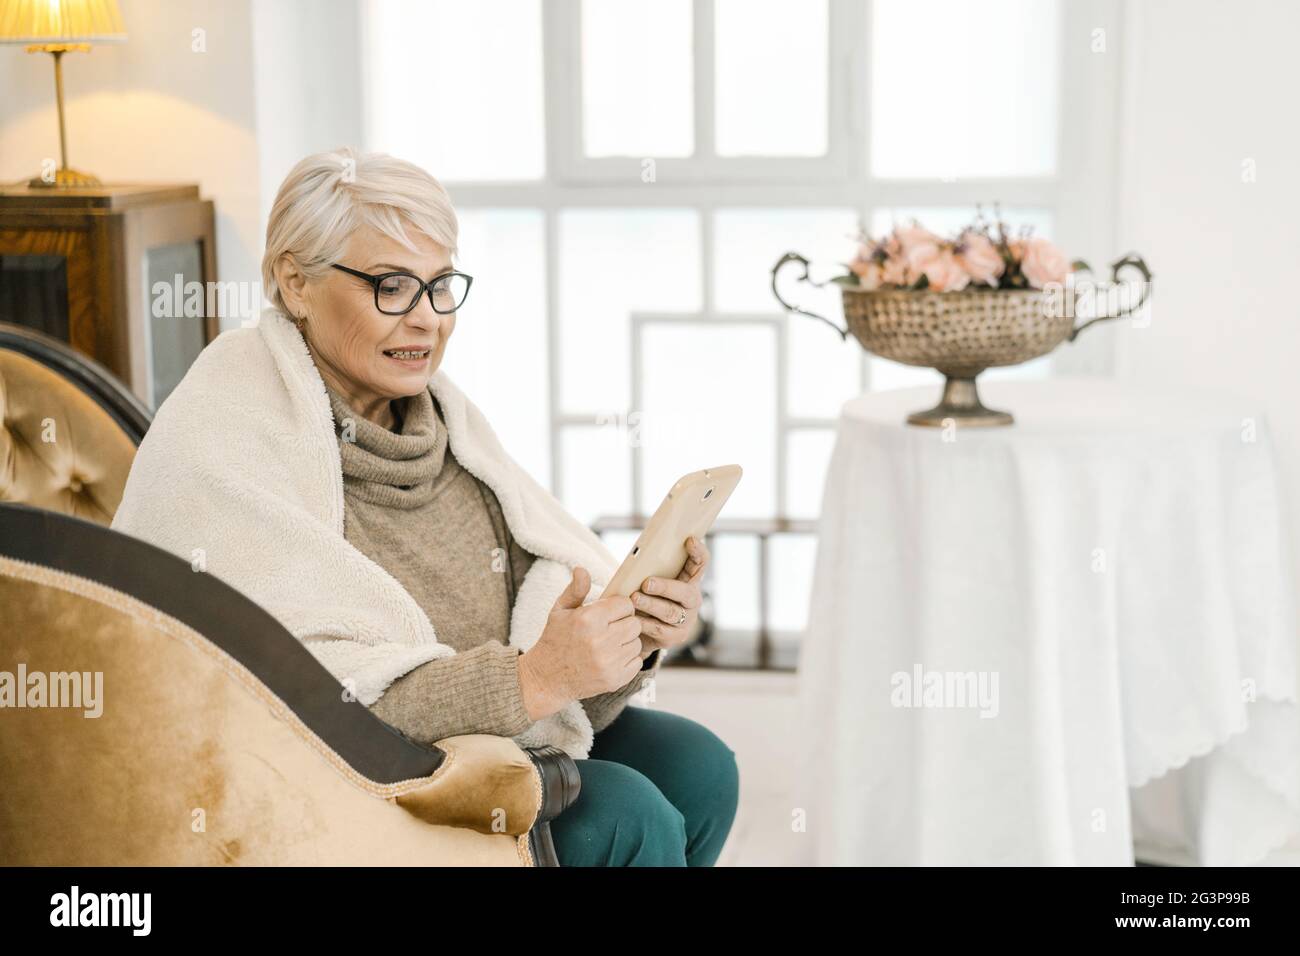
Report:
294,224,457,422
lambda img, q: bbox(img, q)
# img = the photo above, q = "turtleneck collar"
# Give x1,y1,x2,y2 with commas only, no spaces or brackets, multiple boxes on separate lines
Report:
325,385,449,509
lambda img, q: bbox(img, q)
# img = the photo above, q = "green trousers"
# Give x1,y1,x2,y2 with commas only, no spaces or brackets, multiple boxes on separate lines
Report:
549,705,739,866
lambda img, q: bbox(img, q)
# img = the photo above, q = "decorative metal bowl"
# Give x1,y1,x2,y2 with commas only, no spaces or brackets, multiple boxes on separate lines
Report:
771,253,1153,426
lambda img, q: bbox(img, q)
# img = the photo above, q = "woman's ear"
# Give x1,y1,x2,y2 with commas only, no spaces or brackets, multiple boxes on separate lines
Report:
273,253,309,317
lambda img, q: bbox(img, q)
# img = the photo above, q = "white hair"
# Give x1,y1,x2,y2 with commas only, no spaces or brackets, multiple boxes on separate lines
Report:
261,147,459,313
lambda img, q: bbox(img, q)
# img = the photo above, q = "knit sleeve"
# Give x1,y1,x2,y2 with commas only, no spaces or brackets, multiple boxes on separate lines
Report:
366,641,535,744
580,647,663,734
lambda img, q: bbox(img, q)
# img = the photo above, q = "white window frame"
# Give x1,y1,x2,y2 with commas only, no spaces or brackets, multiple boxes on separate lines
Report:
365,0,1126,498
545,0,860,184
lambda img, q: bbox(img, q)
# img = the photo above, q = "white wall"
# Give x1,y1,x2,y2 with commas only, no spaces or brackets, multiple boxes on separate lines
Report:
0,0,364,331
251,0,363,244
0,0,263,304
1113,0,1300,604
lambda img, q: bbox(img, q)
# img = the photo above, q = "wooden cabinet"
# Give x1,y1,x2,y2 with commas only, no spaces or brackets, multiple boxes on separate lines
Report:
0,184,218,409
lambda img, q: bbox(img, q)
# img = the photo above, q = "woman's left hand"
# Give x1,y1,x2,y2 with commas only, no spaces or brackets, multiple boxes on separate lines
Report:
630,535,709,660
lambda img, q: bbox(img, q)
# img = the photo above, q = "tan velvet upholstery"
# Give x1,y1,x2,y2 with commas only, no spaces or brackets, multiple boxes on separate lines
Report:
0,349,137,523
0,558,540,866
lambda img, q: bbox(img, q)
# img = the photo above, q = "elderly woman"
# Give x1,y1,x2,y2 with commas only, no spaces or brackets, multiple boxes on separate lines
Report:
112,148,738,866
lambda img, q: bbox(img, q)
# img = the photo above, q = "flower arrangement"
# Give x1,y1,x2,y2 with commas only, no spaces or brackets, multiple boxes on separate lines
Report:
771,211,1151,426
832,211,1087,294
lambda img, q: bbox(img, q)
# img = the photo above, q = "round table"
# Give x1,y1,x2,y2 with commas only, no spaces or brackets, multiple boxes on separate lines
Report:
795,378,1300,865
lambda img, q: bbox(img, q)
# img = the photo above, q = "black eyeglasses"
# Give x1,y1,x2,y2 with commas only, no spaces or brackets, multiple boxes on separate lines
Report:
332,263,474,316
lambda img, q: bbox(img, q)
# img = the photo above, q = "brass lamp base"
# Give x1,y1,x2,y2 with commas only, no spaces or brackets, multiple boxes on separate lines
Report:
28,167,103,189
23,45,107,190
906,375,1014,428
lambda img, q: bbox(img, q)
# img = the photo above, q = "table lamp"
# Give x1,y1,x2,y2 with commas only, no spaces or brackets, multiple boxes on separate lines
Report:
0,0,127,188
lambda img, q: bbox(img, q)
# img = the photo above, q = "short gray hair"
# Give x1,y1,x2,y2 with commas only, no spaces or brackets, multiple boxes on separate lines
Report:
261,147,459,313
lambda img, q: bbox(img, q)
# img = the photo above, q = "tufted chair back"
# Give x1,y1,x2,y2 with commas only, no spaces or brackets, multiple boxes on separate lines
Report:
0,323,150,524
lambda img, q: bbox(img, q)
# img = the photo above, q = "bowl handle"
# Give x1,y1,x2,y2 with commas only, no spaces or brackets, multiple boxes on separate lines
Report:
771,252,849,340
1068,253,1154,341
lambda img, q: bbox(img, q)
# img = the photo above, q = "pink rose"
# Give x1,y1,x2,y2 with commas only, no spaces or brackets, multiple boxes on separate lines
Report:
920,248,971,293
955,231,1005,287
1020,237,1070,289
850,256,884,290
867,233,908,286
904,238,942,285
895,226,942,283
881,255,910,287
894,225,940,252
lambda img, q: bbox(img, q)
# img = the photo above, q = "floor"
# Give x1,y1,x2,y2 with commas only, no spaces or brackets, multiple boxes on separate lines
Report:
650,667,810,867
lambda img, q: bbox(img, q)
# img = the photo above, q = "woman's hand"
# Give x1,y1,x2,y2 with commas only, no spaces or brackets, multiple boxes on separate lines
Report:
630,535,709,661
517,566,643,721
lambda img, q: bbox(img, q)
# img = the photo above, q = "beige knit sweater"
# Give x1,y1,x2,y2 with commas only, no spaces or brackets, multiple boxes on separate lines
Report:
324,384,658,746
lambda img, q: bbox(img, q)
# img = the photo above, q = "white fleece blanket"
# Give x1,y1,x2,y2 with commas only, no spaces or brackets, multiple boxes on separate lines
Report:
111,307,619,760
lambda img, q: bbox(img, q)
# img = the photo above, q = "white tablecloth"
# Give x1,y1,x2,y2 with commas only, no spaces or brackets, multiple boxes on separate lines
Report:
795,378,1300,865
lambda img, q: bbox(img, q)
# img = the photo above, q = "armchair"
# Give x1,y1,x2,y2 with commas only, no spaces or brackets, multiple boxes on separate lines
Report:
0,502,580,866
0,320,149,522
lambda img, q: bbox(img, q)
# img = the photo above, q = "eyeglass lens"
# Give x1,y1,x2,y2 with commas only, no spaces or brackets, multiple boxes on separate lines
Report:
375,273,470,314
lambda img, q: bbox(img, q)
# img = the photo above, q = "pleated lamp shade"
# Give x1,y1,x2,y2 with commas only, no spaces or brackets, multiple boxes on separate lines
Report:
0,0,127,45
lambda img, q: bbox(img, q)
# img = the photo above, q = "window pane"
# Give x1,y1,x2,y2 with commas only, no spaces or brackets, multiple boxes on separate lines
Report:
438,210,549,485
364,0,544,180
560,425,631,525
714,207,859,314
582,0,693,157
715,209,862,417
786,428,836,519
601,528,640,563
868,206,1054,240
870,362,944,393
558,209,701,412
710,534,759,631
983,354,1052,382
715,0,828,156
788,312,862,418
870,0,1061,178
768,532,817,631
639,323,777,520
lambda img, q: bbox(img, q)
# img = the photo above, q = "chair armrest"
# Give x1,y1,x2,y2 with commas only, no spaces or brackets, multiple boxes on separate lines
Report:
525,744,582,822
523,744,583,867
393,736,582,867
394,734,544,836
